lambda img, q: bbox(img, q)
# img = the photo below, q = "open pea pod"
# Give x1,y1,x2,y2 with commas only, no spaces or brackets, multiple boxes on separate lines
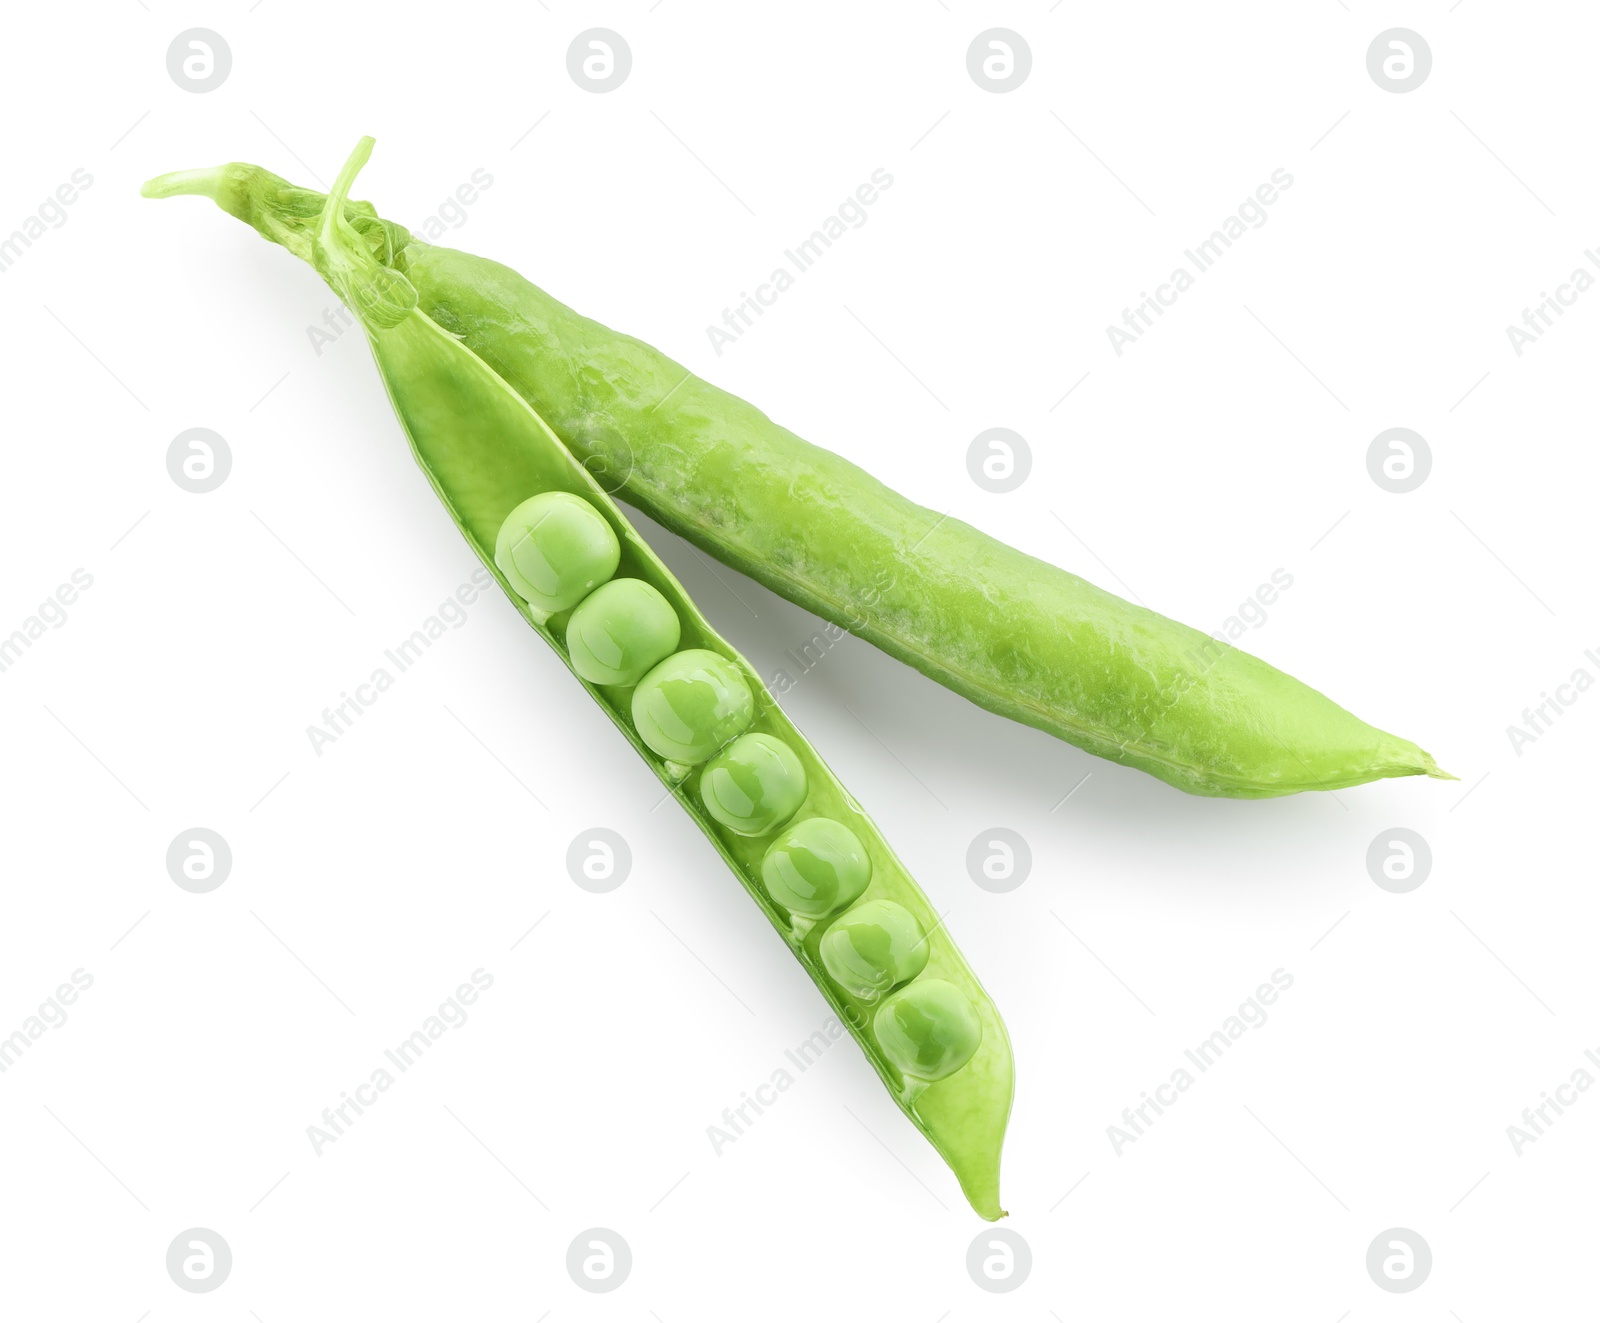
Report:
149,139,1012,1218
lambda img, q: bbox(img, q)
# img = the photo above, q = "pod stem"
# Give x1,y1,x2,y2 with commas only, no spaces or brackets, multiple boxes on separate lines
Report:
317,137,375,252
141,153,413,274
310,138,416,331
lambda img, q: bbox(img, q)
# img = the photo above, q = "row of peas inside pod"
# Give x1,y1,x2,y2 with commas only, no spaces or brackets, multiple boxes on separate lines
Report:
494,491,983,1091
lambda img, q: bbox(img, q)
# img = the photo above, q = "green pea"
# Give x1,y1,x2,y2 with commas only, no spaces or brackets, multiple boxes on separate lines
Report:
494,491,619,617
761,817,871,920
819,899,929,1002
631,649,754,766
873,979,983,1083
699,734,808,837
566,578,681,686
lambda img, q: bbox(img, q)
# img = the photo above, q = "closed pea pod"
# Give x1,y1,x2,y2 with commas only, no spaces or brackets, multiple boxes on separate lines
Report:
142,153,1450,797
147,140,1013,1219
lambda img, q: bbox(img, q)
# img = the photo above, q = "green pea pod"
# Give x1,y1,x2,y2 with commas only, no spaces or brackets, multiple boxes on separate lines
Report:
140,151,1450,798
148,139,1012,1219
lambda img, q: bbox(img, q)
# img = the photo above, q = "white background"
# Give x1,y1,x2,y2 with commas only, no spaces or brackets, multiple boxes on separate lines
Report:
1,2,1595,1317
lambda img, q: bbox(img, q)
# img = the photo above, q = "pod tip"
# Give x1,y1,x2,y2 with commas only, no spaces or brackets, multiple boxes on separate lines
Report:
140,167,224,201
1415,748,1457,781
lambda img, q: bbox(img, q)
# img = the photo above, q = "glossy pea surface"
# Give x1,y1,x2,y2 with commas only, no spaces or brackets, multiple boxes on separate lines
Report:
631,649,754,765
820,899,929,1001
566,578,681,686
494,491,619,615
874,978,983,1082
699,733,808,837
761,817,872,919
